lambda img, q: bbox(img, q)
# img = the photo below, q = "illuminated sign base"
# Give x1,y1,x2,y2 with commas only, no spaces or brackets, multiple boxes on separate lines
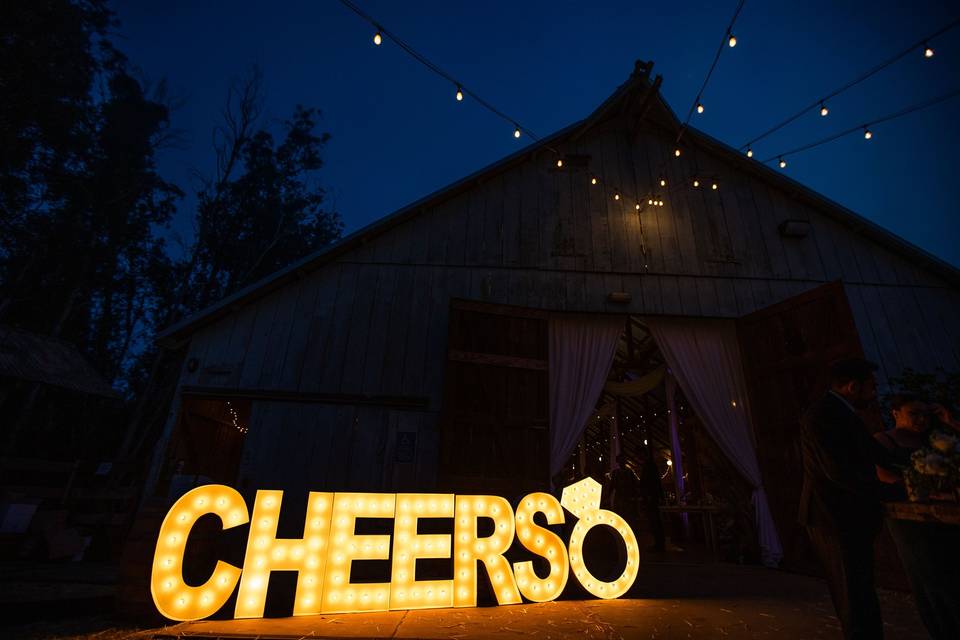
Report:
151,478,639,621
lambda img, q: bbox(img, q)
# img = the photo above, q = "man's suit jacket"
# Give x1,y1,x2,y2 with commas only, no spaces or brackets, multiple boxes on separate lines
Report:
798,392,892,535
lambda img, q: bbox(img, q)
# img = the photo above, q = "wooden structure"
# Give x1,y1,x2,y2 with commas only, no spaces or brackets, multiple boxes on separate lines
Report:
148,61,960,567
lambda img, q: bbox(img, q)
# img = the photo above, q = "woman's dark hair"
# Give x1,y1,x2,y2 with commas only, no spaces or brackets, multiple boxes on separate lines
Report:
889,392,924,410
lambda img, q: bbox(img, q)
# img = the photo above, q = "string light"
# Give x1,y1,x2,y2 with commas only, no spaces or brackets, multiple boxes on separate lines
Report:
820,102,829,117
728,33,737,47
711,183,718,190
614,191,620,201
692,179,700,188
746,148,753,158
513,126,521,139
696,103,705,114
556,158,563,168
635,203,641,210
674,148,681,157
863,127,872,140
225,401,247,434
659,178,666,187
778,157,787,169
373,30,382,46
456,86,463,101
740,16,960,151
591,177,598,185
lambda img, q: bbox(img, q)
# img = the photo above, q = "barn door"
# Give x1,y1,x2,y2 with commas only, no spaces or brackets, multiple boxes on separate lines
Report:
438,302,550,496
737,281,865,572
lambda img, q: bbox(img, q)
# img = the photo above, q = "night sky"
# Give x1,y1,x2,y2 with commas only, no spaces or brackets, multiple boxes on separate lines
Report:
115,1,960,268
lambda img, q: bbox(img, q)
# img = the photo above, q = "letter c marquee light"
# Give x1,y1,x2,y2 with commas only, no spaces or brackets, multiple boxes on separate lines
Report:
150,479,641,621
151,485,248,621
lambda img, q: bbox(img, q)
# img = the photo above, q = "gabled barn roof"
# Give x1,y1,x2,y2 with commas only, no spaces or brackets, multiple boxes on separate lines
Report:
159,61,960,344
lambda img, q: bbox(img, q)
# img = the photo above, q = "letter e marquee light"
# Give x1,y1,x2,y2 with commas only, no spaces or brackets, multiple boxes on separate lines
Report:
150,479,640,621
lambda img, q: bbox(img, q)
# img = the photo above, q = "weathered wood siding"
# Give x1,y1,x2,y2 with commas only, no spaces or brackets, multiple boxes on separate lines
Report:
173,117,960,490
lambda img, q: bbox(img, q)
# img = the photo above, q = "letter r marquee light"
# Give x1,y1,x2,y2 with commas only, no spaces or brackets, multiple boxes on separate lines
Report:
150,478,640,621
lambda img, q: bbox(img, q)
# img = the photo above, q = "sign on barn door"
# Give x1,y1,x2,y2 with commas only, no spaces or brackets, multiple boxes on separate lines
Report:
439,301,550,496
736,281,866,573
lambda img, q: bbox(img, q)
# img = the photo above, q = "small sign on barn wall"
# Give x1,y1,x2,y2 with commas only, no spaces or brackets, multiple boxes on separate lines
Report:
394,431,417,463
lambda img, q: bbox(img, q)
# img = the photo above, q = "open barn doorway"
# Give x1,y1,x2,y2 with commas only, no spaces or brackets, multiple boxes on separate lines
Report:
555,316,761,565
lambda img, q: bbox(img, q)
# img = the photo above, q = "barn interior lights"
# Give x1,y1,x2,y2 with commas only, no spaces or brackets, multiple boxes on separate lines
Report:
635,203,641,210
152,481,639,621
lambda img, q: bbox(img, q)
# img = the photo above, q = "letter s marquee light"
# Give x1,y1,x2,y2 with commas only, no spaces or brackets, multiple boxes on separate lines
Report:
150,479,640,621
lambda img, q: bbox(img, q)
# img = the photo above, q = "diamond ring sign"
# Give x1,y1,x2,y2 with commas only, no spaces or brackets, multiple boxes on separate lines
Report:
151,477,640,621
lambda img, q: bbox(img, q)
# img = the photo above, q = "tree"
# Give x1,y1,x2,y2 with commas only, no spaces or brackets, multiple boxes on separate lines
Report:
0,0,180,389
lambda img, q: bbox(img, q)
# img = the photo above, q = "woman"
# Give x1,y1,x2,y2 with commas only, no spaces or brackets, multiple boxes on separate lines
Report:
875,393,959,639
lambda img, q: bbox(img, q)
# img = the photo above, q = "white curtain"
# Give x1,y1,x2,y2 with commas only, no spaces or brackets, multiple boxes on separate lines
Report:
647,317,784,567
548,315,624,482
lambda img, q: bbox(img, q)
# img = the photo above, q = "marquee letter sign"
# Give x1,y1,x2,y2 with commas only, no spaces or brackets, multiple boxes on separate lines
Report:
151,478,639,621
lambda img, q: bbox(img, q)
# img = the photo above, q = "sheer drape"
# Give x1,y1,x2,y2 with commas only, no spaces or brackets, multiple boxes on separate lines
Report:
548,315,624,482
647,317,784,567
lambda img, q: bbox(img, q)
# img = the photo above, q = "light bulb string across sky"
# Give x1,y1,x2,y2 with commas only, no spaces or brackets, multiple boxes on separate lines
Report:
337,0,546,147
759,86,960,166
676,0,747,145
740,15,960,153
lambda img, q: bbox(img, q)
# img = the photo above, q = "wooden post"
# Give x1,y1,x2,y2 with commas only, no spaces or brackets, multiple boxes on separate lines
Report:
666,373,689,536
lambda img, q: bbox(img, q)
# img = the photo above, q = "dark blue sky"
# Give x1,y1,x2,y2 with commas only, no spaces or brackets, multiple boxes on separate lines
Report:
115,1,960,268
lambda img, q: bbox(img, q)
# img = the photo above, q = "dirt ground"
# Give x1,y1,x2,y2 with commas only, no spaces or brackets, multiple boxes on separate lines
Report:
1,563,928,639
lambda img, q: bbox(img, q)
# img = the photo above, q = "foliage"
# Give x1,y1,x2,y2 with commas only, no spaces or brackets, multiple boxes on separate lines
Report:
0,0,180,392
887,367,960,410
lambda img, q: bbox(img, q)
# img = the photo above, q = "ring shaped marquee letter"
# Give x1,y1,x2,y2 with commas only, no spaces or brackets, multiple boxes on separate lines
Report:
561,477,640,599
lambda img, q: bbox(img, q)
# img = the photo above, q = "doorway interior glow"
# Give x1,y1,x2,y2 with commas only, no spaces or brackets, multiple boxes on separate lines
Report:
151,477,640,621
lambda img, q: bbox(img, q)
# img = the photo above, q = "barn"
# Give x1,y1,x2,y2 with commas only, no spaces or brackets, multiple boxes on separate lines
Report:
145,61,960,572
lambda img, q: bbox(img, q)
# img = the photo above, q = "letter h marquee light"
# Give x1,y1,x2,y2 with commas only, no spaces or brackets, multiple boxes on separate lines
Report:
151,477,640,621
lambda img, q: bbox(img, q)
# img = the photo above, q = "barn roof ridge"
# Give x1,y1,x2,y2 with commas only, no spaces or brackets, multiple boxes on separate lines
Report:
158,63,960,343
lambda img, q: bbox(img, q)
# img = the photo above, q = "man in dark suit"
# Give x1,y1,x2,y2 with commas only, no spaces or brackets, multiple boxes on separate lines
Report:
799,357,894,639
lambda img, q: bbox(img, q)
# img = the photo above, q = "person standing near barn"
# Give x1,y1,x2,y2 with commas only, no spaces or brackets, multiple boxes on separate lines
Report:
874,394,960,639
798,357,895,640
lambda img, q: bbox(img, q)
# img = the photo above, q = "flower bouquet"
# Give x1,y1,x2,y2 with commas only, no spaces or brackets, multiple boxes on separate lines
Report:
903,430,960,502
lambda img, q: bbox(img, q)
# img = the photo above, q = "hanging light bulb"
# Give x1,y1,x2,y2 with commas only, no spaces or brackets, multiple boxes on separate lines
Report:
513,126,521,139
864,127,873,140
659,178,666,187
658,200,664,207
693,179,700,188
614,191,621,201
373,30,383,46
456,86,463,101
635,203,641,210
556,158,563,168
711,183,718,190
728,33,737,47
746,148,753,158
648,198,653,205
779,157,787,168
924,43,935,58
697,103,705,114
674,148,681,157
591,177,598,185
820,102,829,117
